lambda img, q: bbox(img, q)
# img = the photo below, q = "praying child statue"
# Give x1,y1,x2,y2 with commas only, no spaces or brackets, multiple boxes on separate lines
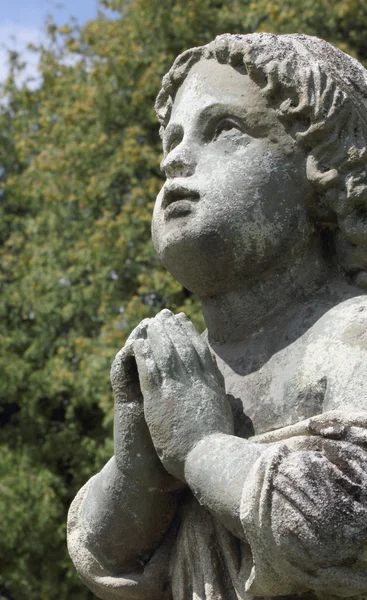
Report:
68,33,367,600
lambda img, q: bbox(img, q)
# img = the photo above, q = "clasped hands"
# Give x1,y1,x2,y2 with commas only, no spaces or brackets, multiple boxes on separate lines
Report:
111,309,234,485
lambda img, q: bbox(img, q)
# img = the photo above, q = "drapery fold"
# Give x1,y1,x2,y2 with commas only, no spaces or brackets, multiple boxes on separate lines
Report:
241,412,367,598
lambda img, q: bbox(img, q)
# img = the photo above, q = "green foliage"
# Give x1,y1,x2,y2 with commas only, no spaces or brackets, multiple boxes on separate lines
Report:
243,0,367,62
1,0,366,597
0,447,70,599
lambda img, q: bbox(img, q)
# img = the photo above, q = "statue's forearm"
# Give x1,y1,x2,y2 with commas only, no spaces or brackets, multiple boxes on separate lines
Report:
183,415,330,534
184,433,266,539
80,456,179,574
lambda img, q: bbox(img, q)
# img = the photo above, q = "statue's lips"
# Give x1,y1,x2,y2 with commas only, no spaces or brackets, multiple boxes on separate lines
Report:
164,199,197,219
162,185,200,211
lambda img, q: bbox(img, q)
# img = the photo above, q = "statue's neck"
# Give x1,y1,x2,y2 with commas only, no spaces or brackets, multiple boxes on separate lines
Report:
200,243,333,348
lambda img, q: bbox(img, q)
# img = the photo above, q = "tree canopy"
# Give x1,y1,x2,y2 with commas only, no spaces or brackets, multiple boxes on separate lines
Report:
1,0,366,597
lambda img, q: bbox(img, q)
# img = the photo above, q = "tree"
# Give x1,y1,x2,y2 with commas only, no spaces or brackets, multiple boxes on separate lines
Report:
0,0,366,597
243,0,367,62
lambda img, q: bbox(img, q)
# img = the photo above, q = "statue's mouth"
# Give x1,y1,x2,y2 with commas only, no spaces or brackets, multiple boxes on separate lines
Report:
162,184,200,210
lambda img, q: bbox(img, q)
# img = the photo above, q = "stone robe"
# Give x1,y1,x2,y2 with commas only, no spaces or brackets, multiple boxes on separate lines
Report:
68,412,367,600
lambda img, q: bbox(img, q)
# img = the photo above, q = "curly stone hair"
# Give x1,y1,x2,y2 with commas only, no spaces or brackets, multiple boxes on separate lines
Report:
155,33,367,287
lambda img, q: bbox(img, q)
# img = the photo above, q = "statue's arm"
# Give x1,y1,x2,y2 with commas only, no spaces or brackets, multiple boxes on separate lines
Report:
74,440,180,571
67,460,178,600
135,308,367,598
67,323,182,599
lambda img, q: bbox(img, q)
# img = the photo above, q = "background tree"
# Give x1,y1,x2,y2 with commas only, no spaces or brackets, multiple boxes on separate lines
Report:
1,0,366,597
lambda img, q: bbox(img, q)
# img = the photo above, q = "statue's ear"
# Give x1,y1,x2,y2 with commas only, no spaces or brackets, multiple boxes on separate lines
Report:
306,154,339,190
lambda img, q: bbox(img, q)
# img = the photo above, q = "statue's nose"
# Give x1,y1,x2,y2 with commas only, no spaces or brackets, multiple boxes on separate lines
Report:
160,142,197,179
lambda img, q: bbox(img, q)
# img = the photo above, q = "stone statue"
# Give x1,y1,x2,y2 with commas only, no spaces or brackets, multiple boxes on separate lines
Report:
67,33,367,600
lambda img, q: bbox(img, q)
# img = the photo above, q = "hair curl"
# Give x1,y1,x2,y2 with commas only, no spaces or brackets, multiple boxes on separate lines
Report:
155,33,367,287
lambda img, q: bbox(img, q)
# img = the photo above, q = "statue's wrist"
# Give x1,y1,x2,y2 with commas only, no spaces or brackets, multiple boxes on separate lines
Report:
183,432,228,485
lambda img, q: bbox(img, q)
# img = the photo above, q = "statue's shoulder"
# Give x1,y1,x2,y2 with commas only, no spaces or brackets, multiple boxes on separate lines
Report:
308,294,367,344
302,294,367,412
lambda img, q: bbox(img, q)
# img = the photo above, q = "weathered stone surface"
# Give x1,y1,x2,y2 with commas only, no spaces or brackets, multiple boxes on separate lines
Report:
68,34,367,599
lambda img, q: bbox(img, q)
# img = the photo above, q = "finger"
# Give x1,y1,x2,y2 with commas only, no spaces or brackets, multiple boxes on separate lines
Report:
133,338,162,392
113,317,151,369
308,410,367,437
111,320,151,400
146,316,183,375
175,312,221,376
343,426,367,447
126,318,150,343
155,311,202,374
153,310,225,388
111,319,150,378
174,313,224,389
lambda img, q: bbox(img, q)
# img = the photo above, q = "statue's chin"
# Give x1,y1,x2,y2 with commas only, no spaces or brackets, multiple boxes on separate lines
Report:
156,230,240,297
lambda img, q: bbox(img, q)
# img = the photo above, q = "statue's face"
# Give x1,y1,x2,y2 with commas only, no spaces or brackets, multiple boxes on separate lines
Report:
152,59,315,296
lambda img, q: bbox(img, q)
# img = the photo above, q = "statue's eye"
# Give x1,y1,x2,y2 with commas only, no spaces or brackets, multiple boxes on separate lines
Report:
213,118,244,141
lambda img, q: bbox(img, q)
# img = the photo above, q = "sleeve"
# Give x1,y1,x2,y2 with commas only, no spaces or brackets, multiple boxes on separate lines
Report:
67,476,173,600
240,434,367,598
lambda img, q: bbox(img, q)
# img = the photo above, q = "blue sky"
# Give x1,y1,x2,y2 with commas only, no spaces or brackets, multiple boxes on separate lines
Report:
1,0,99,27
0,1,110,83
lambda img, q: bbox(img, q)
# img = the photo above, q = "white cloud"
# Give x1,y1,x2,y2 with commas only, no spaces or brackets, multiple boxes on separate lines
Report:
0,20,44,87
0,20,87,93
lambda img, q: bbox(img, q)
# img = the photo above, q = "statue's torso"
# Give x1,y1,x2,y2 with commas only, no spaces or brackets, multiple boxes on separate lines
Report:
214,294,367,435
165,295,367,600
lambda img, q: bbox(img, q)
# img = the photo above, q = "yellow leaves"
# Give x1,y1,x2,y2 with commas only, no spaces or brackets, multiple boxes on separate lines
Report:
124,294,156,323
47,355,75,392
74,336,93,354
4,175,16,187
335,0,357,20
99,324,127,349
137,269,181,296
57,25,72,35
65,39,80,53
98,132,108,145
